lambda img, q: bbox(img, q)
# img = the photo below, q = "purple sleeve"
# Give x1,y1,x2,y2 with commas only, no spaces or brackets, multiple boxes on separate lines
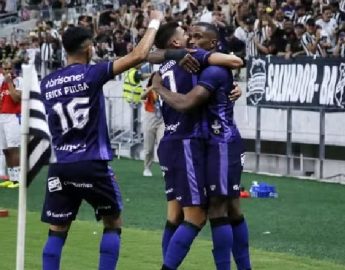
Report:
197,66,227,93
90,61,114,85
192,48,212,67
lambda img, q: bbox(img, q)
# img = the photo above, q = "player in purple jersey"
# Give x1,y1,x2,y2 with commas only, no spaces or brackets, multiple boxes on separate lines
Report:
150,22,251,270
39,10,164,270
150,22,243,270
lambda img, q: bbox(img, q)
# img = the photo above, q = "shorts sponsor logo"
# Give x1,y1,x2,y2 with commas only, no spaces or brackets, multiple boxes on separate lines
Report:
233,185,240,191
48,177,62,192
96,205,111,214
160,166,168,171
165,188,173,194
176,196,182,201
64,181,93,188
210,185,216,191
46,210,72,218
240,153,246,167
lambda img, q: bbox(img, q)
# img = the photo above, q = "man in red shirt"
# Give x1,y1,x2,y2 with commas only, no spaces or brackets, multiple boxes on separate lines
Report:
0,59,22,188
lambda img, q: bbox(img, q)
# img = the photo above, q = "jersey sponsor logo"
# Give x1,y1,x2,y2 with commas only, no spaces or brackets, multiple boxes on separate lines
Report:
64,181,93,188
45,74,85,88
247,58,266,105
54,143,87,152
211,120,221,135
48,177,62,192
165,122,180,133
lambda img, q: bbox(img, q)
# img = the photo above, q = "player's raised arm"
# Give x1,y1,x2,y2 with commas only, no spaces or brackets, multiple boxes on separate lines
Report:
207,52,243,69
149,72,210,113
112,10,164,76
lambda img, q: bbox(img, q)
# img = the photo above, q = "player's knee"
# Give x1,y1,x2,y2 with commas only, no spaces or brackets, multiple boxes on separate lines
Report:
167,211,183,225
102,214,122,230
208,196,228,219
227,198,243,220
183,206,206,228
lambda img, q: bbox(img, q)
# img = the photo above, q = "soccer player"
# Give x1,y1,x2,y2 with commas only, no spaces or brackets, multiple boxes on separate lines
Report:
150,22,242,270
0,59,22,188
150,22,251,270
39,11,163,270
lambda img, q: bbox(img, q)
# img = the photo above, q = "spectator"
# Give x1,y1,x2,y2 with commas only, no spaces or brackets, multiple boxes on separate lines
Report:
334,29,345,57
113,30,128,57
141,78,164,177
316,5,338,45
301,18,326,56
285,23,306,58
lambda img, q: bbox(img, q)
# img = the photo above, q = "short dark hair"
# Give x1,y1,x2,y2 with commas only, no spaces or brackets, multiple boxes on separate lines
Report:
154,22,180,49
322,5,332,13
306,18,316,26
194,22,220,40
62,26,92,54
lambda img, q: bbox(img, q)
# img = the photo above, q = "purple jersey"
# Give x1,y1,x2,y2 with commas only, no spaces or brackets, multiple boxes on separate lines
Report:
198,65,241,143
159,48,211,141
40,62,114,163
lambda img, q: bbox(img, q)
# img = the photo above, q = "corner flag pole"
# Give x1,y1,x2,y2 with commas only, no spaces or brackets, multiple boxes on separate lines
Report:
16,65,31,270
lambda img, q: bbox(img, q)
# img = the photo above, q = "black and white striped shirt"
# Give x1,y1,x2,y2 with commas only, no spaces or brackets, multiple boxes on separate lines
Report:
340,0,345,13
295,14,312,25
301,32,325,57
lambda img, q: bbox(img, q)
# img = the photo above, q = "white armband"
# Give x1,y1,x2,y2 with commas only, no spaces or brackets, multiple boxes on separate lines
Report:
148,19,160,31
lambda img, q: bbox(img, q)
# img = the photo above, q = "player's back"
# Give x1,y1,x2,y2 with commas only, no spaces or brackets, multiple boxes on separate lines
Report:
40,62,114,163
198,65,240,143
159,61,206,141
159,48,211,141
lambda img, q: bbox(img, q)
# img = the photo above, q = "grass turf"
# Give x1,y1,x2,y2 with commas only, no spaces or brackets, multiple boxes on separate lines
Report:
1,210,345,270
1,158,345,268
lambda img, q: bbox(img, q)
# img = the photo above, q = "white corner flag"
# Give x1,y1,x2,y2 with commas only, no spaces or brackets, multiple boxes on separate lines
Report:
16,64,51,270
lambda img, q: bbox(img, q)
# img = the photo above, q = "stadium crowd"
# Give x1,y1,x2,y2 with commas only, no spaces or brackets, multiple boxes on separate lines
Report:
0,0,344,79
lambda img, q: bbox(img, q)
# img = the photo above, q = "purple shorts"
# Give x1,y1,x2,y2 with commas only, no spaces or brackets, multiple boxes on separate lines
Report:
158,138,207,207
206,137,245,198
41,160,123,225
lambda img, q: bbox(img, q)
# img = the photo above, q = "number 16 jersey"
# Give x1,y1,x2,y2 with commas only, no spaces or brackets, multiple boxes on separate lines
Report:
40,62,114,163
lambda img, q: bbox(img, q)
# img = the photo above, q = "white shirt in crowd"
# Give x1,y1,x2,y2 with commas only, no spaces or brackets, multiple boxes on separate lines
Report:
316,18,338,45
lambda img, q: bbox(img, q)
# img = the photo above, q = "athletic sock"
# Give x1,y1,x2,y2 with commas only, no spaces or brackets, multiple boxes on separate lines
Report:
231,216,251,270
11,166,20,183
42,230,67,270
7,168,14,182
162,220,179,259
210,217,233,270
163,221,201,270
98,228,121,270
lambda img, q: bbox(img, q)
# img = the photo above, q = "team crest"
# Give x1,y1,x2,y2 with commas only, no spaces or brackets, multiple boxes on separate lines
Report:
335,63,345,108
247,58,266,105
211,120,221,135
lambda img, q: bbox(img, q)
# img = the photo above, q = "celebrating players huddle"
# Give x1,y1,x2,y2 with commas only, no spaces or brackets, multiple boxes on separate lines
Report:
39,9,251,270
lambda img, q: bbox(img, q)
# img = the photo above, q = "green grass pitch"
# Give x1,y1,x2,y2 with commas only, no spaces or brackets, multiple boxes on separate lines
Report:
0,158,345,269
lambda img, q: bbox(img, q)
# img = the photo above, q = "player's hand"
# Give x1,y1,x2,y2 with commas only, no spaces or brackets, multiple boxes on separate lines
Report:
150,10,164,22
4,73,12,83
179,51,200,73
151,72,163,88
229,83,242,101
